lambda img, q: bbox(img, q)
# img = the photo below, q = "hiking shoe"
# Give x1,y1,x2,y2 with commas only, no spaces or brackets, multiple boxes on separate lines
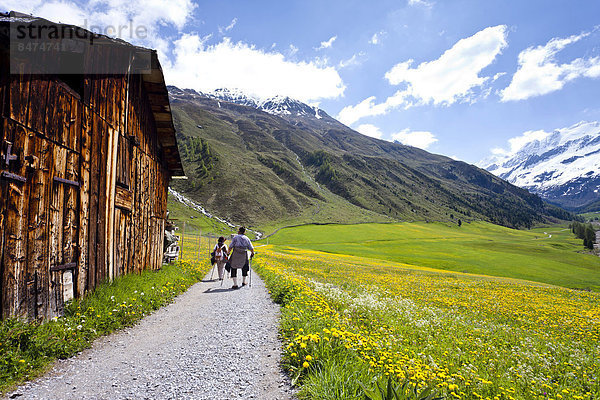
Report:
231,285,239,290
242,283,247,287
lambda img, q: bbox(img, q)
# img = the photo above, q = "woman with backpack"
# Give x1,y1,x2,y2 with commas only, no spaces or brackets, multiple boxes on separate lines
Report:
212,236,229,281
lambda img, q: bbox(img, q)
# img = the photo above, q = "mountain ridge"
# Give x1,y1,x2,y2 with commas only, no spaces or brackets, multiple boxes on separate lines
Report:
483,121,600,211
167,85,573,230
169,86,329,121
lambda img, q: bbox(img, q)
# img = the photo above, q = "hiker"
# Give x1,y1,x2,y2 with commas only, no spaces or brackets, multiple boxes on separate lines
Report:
212,236,229,280
228,226,254,289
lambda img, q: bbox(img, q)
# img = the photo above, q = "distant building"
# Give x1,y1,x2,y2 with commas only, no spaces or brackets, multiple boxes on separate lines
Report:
0,12,184,319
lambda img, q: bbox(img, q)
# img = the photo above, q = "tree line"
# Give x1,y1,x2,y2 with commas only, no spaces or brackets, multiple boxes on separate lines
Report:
570,221,597,250
180,137,217,178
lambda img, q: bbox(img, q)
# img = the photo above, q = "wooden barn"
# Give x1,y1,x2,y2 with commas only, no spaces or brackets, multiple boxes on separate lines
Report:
0,12,184,320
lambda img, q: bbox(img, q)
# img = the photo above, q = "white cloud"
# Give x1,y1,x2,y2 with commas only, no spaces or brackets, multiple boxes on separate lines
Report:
369,31,386,45
3,1,345,103
0,0,42,14
338,52,366,69
491,147,508,156
338,96,393,126
392,129,437,149
0,0,196,55
481,129,551,167
506,129,551,153
223,18,237,32
337,25,508,125
167,35,345,102
288,44,299,57
492,72,506,81
500,32,600,101
356,124,383,139
385,25,508,105
316,35,337,50
34,1,87,25
408,0,433,8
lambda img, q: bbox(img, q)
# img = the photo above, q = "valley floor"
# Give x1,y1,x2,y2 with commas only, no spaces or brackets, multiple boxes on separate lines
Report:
4,274,293,400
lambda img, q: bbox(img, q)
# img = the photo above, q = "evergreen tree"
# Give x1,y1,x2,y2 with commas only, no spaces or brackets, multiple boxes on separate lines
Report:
584,225,596,250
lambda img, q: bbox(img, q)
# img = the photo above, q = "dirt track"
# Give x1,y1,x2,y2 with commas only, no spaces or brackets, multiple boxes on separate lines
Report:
5,273,293,400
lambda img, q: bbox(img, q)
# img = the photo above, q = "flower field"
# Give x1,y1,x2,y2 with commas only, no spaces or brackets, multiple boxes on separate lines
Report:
254,247,600,400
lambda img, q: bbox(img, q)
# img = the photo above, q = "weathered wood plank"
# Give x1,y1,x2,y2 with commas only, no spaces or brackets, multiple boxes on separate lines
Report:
105,127,119,281
115,186,133,211
114,209,128,277
96,116,108,284
26,77,49,133
63,150,79,300
44,81,59,143
127,146,138,274
143,156,151,270
24,132,52,319
8,62,30,126
48,144,67,318
67,91,79,152
0,120,31,318
78,106,91,297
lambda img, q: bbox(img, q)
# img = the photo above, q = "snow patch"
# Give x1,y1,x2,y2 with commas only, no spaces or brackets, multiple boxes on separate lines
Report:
168,188,262,239
482,121,600,197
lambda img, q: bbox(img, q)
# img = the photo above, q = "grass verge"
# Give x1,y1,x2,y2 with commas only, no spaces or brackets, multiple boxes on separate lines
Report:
0,260,210,393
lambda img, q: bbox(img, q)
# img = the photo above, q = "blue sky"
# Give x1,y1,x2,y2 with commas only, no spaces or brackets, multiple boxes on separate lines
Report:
2,0,600,164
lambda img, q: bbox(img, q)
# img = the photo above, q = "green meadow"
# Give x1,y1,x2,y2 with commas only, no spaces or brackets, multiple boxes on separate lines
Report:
266,221,600,291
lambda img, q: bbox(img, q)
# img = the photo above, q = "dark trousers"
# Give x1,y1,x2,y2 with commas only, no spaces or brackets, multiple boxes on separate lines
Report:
230,261,249,277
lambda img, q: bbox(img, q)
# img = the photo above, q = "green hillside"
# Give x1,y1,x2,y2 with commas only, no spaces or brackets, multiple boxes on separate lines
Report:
166,198,236,236
168,94,391,229
580,211,600,222
266,221,600,291
167,87,573,230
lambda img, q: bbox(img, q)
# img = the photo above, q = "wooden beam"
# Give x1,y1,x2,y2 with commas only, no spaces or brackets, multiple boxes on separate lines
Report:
0,170,26,183
53,176,80,187
50,262,76,272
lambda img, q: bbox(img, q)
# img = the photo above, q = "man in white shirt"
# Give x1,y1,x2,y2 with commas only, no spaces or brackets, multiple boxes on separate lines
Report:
228,227,254,289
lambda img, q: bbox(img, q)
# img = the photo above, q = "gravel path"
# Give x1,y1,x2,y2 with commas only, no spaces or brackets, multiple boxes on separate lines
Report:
5,272,294,400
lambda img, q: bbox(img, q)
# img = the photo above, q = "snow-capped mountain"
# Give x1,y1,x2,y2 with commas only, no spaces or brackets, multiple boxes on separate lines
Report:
209,88,259,108
483,121,600,211
168,86,325,120
259,95,324,119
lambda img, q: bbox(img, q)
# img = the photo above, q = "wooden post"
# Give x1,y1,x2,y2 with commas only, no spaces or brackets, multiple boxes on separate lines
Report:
198,235,202,264
181,221,185,261
208,234,212,260
106,127,119,281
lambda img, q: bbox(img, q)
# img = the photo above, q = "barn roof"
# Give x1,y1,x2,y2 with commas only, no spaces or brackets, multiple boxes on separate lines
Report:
1,11,185,176
142,53,185,176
